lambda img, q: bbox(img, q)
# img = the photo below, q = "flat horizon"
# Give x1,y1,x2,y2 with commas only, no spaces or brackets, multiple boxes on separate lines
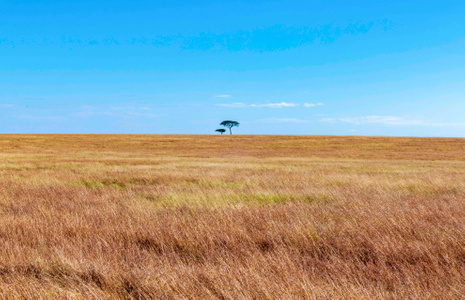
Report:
1,133,465,139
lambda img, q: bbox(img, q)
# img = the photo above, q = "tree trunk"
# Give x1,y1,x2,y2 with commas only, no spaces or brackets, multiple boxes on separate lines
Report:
229,128,232,135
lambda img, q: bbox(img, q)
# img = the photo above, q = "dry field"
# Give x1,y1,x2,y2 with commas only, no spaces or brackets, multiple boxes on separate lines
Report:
0,134,465,299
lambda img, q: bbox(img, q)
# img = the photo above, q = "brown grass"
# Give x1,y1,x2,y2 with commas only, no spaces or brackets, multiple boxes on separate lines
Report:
0,134,464,299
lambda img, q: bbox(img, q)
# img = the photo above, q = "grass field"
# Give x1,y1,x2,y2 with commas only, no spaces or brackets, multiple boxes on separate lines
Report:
0,134,465,299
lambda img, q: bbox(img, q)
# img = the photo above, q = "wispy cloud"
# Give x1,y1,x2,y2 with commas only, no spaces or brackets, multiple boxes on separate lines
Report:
72,105,162,119
259,118,309,123
254,102,299,108
16,114,68,122
321,116,465,127
110,105,152,111
304,102,324,107
215,102,247,108
216,102,299,108
213,95,232,98
0,21,387,52
0,104,16,108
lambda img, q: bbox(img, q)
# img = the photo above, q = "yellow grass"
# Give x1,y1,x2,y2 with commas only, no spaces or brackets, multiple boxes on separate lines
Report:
0,134,464,298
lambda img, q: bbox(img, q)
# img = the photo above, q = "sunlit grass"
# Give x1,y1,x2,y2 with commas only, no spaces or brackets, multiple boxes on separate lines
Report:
0,135,464,298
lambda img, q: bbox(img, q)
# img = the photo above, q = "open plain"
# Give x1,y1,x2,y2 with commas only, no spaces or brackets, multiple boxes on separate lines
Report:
0,134,465,299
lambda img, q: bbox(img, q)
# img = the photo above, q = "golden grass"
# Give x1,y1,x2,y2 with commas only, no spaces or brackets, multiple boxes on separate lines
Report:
0,134,464,298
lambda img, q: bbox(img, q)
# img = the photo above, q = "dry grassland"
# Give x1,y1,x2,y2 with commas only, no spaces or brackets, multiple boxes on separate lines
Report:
0,134,465,299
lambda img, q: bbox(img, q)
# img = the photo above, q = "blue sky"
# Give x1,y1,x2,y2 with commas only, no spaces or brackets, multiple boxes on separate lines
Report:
1,0,465,136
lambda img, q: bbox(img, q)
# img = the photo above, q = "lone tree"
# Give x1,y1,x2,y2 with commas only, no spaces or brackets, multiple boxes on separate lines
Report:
220,120,239,135
215,129,226,135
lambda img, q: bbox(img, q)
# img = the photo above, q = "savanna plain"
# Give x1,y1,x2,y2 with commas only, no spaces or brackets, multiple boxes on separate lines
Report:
0,134,465,299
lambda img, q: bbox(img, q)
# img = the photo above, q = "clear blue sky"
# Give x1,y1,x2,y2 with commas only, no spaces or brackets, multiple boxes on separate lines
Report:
1,0,464,136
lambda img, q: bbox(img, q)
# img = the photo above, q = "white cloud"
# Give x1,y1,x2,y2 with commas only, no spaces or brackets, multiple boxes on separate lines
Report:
320,116,465,127
216,102,299,108
304,102,324,107
252,102,299,108
213,95,232,98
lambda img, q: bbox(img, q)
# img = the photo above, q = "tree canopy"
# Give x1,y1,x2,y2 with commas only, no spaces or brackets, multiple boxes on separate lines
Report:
215,129,226,135
220,120,240,135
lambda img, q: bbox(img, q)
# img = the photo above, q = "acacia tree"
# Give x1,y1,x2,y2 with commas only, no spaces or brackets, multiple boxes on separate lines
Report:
215,129,226,135
220,120,239,135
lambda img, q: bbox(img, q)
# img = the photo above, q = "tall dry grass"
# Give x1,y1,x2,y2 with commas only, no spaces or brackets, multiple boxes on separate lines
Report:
0,135,464,298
